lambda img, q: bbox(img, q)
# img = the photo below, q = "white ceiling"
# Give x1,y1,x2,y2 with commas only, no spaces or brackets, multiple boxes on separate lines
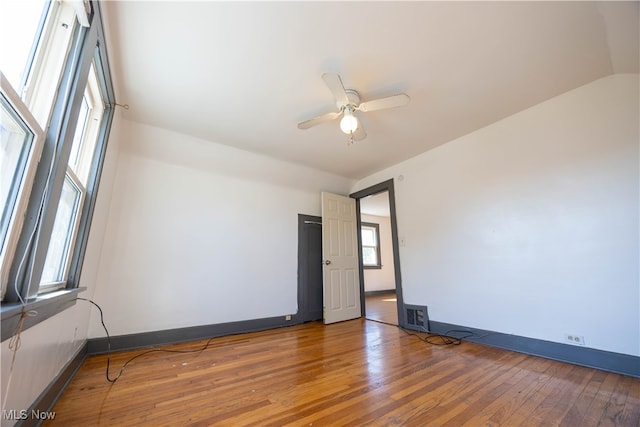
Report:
101,1,638,180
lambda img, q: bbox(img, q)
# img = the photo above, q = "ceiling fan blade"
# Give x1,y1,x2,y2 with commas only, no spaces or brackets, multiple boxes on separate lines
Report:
353,121,367,141
297,111,341,129
357,93,410,113
322,73,349,107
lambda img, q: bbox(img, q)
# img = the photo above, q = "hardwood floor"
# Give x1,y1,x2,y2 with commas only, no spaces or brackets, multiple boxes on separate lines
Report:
365,291,398,325
47,319,639,426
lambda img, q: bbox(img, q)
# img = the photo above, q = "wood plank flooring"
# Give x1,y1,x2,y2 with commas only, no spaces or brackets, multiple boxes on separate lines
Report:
365,292,398,325
46,319,639,426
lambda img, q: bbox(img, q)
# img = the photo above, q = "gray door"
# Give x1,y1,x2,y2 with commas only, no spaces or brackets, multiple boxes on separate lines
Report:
298,214,323,322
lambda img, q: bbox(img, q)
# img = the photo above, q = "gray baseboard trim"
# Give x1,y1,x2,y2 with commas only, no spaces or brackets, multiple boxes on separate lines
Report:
87,315,301,354
15,342,88,427
428,320,640,378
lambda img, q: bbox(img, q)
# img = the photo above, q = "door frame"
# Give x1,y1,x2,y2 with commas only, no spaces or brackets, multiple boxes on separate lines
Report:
350,179,406,327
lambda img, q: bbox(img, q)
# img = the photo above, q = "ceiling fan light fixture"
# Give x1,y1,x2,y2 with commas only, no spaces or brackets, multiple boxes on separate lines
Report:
297,73,409,142
340,107,358,134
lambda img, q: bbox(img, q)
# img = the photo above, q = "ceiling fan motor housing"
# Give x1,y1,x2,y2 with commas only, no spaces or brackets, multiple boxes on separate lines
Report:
337,89,361,109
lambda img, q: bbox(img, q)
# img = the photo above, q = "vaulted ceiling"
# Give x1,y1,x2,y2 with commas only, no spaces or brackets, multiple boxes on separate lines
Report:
101,1,639,180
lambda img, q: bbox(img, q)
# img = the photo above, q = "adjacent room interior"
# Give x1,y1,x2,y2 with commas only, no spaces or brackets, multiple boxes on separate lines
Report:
1,1,638,425
360,190,399,326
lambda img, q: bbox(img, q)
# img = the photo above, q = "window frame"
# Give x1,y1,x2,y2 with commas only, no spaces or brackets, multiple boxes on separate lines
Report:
1,0,115,340
361,222,382,269
39,60,103,294
0,72,46,300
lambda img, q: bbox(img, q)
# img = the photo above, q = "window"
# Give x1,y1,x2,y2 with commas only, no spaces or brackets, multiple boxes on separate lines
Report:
1,0,80,297
0,73,45,299
40,63,103,292
1,0,114,318
361,222,381,269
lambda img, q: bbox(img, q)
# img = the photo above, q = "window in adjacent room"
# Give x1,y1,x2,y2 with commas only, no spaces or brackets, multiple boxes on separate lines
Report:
361,222,381,269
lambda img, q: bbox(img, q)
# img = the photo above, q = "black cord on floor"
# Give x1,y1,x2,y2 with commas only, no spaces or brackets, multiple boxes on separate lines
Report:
401,328,465,345
78,298,221,384
365,317,474,346
81,301,478,383
365,317,400,328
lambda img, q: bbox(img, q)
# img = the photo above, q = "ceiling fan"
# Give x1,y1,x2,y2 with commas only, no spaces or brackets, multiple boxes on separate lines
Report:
297,73,410,145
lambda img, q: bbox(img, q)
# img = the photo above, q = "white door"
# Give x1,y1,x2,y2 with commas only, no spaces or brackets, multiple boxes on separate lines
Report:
322,192,361,324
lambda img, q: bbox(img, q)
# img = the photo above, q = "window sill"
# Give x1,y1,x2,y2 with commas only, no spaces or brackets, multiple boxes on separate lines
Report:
363,265,382,270
1,287,85,342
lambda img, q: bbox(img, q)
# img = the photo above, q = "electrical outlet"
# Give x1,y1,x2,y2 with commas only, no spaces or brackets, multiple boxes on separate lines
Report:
564,333,585,346
285,315,292,321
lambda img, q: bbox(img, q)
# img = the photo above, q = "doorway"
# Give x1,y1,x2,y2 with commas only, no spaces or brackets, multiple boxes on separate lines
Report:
359,190,398,325
351,179,404,327
297,179,404,327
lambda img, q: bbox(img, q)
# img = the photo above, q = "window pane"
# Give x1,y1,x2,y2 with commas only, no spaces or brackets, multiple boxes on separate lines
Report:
363,247,378,266
0,0,47,92
40,175,82,284
68,96,89,171
72,63,104,185
0,93,34,252
362,228,375,246
26,2,77,128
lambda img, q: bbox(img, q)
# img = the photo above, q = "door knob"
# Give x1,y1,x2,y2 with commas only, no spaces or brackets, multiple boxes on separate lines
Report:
323,260,332,265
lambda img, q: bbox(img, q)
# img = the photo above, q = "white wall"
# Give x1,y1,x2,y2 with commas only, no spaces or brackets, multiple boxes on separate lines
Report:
88,120,354,337
353,74,639,356
0,111,123,422
362,214,396,292
1,306,86,423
